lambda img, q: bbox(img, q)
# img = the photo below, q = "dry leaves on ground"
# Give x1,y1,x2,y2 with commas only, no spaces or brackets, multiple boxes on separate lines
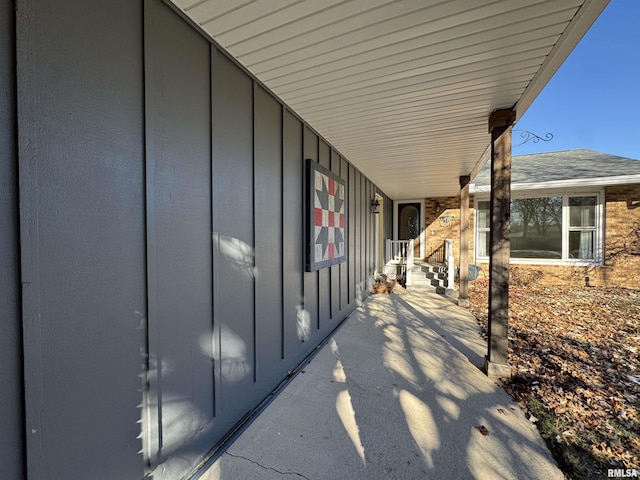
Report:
466,280,640,477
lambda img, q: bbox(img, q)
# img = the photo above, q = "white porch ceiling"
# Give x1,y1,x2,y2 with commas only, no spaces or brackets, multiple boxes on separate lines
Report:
168,0,609,199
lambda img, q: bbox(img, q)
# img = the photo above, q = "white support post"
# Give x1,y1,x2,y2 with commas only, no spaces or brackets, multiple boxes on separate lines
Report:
374,213,380,274
406,239,414,286
445,238,455,294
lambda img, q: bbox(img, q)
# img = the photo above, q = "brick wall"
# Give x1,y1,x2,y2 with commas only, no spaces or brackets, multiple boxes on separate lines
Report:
601,184,640,287
424,196,475,262
423,184,640,290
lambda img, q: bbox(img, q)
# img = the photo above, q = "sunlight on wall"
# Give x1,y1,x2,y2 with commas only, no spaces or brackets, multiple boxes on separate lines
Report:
295,303,311,342
159,393,208,458
336,390,366,465
199,326,251,384
366,276,374,294
398,389,440,468
145,353,210,465
146,352,175,382
213,233,255,279
218,326,251,383
206,233,254,382
356,281,365,306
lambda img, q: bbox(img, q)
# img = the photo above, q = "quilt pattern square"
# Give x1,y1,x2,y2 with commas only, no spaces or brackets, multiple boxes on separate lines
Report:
306,159,347,271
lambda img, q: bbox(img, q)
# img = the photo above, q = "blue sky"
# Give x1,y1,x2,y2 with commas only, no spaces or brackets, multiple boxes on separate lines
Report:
514,0,640,160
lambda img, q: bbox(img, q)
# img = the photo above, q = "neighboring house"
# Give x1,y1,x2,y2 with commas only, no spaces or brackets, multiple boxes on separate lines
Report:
424,149,640,289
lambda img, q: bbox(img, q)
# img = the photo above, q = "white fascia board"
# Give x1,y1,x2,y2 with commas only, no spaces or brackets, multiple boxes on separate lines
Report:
469,174,640,194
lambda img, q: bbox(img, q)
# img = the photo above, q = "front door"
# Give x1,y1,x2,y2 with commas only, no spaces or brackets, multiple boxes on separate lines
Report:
397,202,421,257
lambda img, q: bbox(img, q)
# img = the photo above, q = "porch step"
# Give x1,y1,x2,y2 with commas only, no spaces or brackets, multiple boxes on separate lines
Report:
407,262,449,295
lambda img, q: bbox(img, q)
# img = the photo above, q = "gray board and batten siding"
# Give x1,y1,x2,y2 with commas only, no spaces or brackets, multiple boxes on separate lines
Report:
4,0,389,479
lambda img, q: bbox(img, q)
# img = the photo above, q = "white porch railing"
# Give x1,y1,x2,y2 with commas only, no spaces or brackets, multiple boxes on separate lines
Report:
384,239,414,285
380,238,454,292
445,238,455,294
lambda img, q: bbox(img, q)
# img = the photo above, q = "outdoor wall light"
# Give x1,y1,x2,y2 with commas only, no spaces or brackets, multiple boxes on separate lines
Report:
435,201,441,213
371,198,380,214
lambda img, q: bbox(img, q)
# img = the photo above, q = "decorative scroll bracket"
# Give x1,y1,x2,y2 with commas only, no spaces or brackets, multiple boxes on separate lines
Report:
512,129,553,148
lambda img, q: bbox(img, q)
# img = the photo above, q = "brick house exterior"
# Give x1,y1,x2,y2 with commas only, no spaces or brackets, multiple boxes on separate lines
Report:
423,150,640,289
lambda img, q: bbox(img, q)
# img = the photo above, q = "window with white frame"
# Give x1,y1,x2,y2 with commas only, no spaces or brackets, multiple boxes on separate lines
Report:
475,192,602,263
568,196,597,260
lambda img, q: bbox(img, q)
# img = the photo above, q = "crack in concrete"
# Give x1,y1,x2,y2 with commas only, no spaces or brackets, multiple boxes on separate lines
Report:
225,452,312,480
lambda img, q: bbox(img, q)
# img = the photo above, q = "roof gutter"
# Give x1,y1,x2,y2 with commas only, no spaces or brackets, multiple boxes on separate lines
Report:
469,174,640,194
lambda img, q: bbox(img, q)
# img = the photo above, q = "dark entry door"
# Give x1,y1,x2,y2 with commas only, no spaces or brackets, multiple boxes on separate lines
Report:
397,202,421,257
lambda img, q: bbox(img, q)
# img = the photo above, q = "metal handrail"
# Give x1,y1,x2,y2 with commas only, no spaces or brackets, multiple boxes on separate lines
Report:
427,242,446,264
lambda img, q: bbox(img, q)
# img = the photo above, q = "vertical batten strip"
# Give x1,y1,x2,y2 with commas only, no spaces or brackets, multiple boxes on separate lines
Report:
210,45,221,419
142,0,161,466
211,45,222,415
280,105,285,359
252,80,257,383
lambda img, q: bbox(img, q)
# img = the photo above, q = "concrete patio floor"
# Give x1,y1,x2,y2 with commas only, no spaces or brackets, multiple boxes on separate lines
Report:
196,288,564,480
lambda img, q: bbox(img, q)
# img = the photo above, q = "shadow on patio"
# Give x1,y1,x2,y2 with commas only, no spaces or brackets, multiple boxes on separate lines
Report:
198,291,563,480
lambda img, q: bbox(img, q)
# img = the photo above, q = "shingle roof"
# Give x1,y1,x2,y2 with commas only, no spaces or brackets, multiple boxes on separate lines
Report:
472,149,640,187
